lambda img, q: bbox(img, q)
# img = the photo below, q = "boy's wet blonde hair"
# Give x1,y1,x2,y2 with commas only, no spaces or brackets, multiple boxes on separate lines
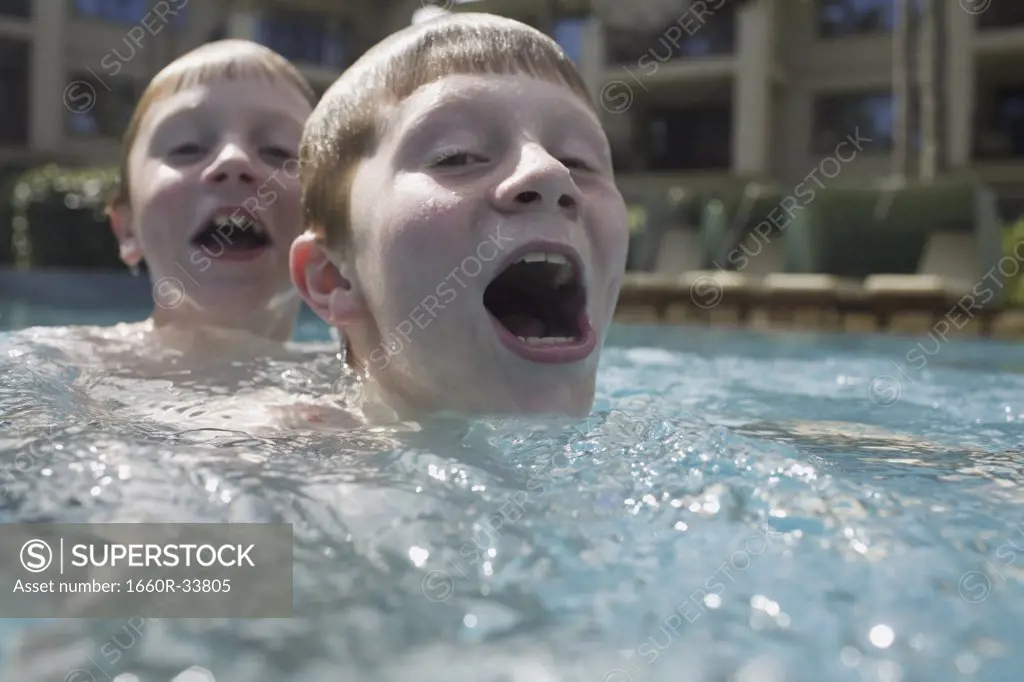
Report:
108,39,317,212
300,12,595,253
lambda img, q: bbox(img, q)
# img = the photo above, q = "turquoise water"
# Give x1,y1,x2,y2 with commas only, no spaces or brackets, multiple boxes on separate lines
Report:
1,292,1024,680
0,299,333,342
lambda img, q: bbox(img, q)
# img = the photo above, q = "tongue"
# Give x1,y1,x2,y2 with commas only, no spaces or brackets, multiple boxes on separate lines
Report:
500,314,546,339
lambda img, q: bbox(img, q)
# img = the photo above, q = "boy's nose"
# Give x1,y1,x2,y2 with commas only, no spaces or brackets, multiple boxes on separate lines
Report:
202,143,258,186
495,144,580,222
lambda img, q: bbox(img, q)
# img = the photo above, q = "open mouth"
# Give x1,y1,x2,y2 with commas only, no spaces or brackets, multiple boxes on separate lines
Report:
190,213,272,257
484,248,596,362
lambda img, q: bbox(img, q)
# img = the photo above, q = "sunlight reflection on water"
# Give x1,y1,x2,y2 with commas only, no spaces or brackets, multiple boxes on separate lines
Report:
0,323,1022,681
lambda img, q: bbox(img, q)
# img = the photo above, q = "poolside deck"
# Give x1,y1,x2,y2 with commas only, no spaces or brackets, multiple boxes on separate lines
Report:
614,272,1024,340
4,267,1024,340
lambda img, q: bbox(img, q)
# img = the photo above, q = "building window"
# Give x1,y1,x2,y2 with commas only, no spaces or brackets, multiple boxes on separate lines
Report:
0,38,30,146
610,134,647,172
606,5,736,66
643,105,732,171
976,87,1024,158
812,90,919,153
998,89,1024,155
0,0,31,19
73,0,187,27
553,17,586,65
976,4,1024,29
256,9,348,70
817,0,895,38
64,74,140,139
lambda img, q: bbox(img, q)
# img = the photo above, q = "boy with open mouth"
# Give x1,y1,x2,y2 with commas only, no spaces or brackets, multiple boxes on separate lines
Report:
105,39,316,348
5,40,328,433
291,12,630,418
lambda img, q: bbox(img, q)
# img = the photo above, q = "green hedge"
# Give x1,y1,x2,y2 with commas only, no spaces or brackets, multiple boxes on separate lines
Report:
787,180,1002,279
788,187,929,276
0,176,14,267
0,164,36,266
626,190,727,272
700,183,791,270
9,164,121,269
1004,217,1024,306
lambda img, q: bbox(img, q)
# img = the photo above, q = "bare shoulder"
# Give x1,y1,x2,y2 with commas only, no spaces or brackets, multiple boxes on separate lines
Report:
268,396,367,431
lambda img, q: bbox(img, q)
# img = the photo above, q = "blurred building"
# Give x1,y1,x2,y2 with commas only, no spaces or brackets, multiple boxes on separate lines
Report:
453,0,1024,212
4,0,1024,214
0,0,416,168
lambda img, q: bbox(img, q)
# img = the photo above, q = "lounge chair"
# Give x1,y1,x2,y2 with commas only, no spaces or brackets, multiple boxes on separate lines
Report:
655,226,703,274
621,226,760,321
758,272,866,328
725,222,862,328
864,230,979,295
861,230,986,330
618,227,705,321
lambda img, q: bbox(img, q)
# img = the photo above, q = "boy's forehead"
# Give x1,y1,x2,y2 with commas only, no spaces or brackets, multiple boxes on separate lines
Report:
140,77,309,134
384,73,598,134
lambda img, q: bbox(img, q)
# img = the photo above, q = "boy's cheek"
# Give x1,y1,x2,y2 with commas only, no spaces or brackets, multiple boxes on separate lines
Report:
380,224,469,280
275,197,304,239
587,206,629,268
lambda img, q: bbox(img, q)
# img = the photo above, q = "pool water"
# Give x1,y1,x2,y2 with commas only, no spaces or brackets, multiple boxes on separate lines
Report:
1,311,1024,680
0,299,334,343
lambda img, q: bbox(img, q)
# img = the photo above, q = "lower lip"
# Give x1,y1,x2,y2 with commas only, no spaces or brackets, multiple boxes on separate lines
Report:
490,311,598,364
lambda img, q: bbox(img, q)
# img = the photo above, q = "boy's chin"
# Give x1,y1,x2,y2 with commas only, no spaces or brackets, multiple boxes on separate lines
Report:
483,380,596,417
367,362,597,420
188,279,294,309
377,387,594,420
443,399,594,420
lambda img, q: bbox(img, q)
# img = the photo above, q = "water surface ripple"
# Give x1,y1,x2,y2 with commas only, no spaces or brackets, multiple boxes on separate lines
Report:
0,324,1022,681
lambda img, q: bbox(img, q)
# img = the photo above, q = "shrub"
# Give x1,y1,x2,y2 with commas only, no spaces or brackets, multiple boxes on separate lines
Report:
10,164,121,269
1003,217,1024,306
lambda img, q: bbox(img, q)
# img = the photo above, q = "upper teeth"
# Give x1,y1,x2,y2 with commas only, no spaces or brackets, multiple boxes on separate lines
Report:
214,214,263,234
516,252,574,287
518,336,577,345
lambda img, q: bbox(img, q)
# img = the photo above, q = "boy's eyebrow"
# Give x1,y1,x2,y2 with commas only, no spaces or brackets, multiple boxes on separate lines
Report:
144,105,197,135
383,86,484,142
149,106,303,139
252,111,307,135
387,83,607,152
567,116,613,159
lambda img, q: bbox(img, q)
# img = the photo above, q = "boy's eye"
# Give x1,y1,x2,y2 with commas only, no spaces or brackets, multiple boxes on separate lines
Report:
560,158,591,171
429,151,482,168
169,143,205,157
260,146,296,162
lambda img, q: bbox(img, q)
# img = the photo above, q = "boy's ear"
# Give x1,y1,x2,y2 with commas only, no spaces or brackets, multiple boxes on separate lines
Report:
109,204,142,267
289,232,367,327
